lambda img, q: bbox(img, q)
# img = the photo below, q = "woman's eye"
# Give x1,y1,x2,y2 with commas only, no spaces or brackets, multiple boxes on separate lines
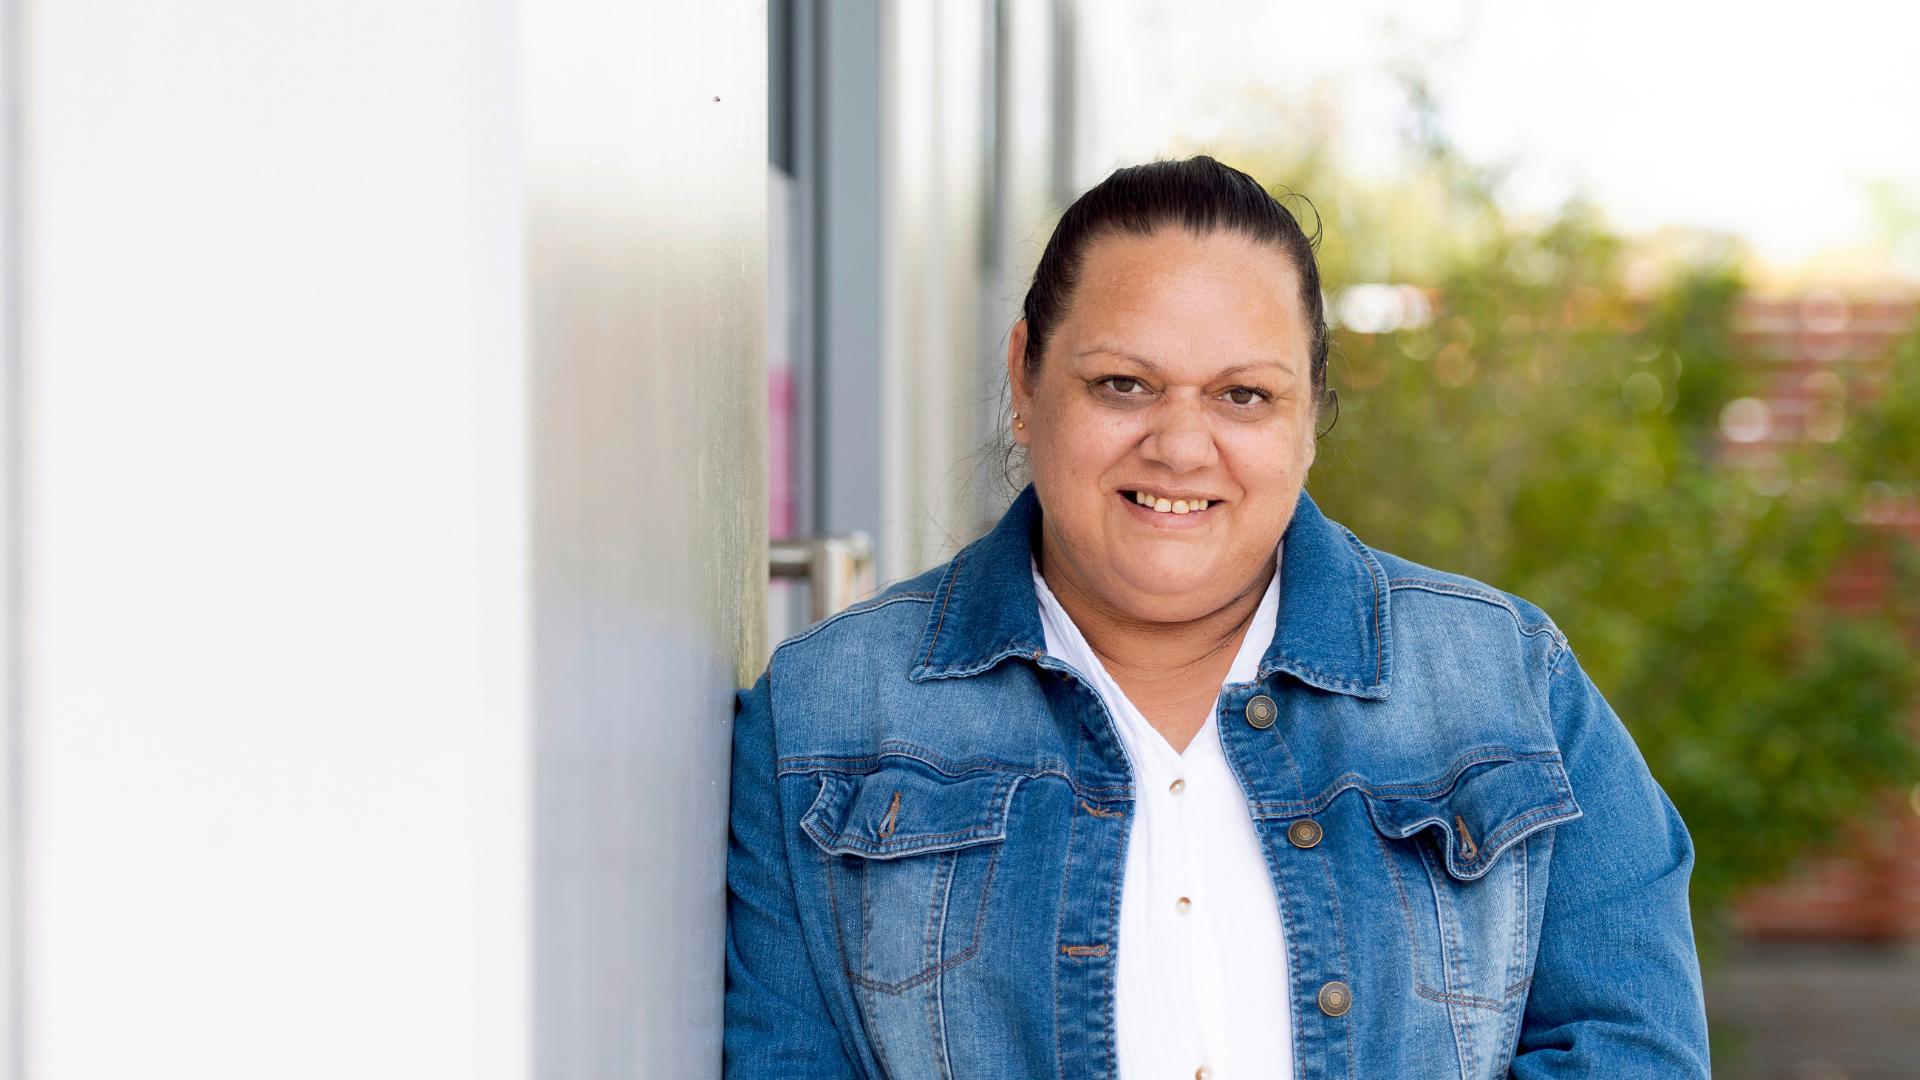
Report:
1224,387,1268,406
1100,376,1145,395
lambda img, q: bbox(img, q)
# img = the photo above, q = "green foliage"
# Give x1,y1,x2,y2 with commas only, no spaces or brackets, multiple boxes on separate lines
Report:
1234,129,1920,945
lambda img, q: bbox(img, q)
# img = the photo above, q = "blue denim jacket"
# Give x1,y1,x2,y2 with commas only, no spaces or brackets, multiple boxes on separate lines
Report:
725,485,1710,1079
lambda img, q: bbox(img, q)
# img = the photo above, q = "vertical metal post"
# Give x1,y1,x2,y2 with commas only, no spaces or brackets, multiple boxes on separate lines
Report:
814,0,889,568
1049,0,1079,204
0,0,23,1071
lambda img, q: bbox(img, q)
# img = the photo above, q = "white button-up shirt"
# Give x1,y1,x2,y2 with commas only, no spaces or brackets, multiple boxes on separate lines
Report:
1033,548,1293,1080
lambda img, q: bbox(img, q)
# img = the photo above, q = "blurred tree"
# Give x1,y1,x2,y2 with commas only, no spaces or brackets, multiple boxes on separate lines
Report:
1229,100,1920,947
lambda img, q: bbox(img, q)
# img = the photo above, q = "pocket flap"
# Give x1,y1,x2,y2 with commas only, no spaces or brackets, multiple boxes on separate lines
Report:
1362,756,1582,881
800,760,1019,859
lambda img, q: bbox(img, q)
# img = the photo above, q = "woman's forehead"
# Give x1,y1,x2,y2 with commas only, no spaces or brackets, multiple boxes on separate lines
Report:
1079,226,1298,282
1053,240,1308,374
1068,231,1302,325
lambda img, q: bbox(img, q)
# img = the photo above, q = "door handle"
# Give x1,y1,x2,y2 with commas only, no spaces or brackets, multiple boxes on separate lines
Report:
769,533,876,622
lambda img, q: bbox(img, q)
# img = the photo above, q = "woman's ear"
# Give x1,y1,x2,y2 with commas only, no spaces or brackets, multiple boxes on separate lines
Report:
1006,319,1028,396
1006,319,1032,443
1301,389,1321,472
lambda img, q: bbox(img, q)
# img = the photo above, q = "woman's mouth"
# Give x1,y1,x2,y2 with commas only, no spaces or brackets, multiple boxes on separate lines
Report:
1118,489,1216,516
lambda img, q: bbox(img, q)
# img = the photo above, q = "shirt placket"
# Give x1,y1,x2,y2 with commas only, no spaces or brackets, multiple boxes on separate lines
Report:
1173,749,1205,1077
1159,719,1224,1080
1188,715,1236,1080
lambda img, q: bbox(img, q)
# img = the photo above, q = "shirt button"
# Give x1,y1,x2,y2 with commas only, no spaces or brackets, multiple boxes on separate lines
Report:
1195,1069,1212,1080
1317,980,1353,1016
1169,778,1186,795
1174,896,1192,914
1245,694,1277,729
1287,818,1324,848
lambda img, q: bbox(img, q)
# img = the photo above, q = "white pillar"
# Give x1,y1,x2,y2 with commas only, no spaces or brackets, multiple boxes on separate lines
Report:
11,1,764,1076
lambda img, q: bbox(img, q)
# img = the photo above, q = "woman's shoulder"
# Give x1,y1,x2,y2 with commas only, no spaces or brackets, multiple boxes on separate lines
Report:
753,560,964,728
770,562,950,663
744,551,1065,770
1366,544,1569,662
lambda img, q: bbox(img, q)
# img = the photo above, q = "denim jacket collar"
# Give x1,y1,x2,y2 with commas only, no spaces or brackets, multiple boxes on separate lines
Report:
908,484,1392,699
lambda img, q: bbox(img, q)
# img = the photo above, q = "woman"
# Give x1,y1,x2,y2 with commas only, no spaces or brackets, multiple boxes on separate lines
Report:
725,156,1710,1079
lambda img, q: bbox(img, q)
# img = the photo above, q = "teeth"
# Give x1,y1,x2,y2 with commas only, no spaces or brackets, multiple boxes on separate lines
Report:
1129,491,1215,514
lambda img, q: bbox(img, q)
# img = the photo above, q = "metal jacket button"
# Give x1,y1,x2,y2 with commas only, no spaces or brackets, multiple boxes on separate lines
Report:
1317,980,1352,1016
1244,694,1277,729
1287,818,1323,848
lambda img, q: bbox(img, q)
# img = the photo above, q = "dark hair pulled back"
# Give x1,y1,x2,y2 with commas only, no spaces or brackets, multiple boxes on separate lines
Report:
1018,155,1333,417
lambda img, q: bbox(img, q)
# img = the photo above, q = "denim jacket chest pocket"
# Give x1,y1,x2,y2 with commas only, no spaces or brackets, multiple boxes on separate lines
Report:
1355,751,1582,1054
798,758,1022,998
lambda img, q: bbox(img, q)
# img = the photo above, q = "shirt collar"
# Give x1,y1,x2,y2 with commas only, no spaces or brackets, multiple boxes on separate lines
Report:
1028,542,1282,687
909,484,1392,699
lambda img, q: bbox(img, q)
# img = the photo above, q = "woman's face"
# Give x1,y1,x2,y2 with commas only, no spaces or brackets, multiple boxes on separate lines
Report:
1010,226,1317,624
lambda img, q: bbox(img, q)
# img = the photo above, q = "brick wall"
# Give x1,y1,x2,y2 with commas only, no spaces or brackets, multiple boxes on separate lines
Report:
1726,293,1920,941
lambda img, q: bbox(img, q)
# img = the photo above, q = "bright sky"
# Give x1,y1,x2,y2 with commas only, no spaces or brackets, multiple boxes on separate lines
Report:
1074,0,1920,276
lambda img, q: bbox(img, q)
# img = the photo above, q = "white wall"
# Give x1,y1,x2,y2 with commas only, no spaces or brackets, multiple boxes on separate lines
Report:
22,2,529,1076
12,1,764,1077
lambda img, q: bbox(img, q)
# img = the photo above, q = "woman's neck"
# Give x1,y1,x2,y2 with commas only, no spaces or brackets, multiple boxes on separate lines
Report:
1036,529,1273,690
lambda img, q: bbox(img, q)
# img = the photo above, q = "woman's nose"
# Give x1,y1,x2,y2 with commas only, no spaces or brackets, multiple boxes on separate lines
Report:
1140,402,1218,473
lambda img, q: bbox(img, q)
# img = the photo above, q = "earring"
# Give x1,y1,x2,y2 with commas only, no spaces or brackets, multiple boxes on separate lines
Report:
1013,410,1026,431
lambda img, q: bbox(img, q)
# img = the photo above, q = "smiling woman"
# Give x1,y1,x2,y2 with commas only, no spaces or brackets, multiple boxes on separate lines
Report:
724,156,1711,1079
1009,222,1322,755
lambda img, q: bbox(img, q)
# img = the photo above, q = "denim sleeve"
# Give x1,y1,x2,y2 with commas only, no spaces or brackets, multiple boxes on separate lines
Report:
723,673,859,1078
1510,646,1711,1078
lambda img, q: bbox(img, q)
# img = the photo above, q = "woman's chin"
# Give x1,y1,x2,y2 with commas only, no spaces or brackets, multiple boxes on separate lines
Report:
1103,563,1242,622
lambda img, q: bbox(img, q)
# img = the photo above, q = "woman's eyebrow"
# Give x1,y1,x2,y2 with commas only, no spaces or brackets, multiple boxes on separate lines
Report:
1076,345,1161,369
1214,361,1295,380
1075,346,1295,380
